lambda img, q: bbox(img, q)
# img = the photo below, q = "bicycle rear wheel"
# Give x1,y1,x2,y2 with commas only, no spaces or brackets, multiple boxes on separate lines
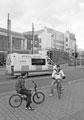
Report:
32,92,45,104
57,82,61,99
9,94,22,108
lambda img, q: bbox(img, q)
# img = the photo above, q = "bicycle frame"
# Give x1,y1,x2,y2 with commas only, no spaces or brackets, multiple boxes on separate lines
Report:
18,81,39,100
32,81,40,99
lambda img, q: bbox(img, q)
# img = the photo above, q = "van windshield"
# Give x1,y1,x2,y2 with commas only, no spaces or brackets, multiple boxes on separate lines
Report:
32,58,45,65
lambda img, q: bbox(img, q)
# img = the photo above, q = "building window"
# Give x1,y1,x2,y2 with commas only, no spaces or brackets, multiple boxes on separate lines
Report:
39,45,41,48
39,39,41,43
31,41,33,44
35,41,37,45
66,44,68,46
23,40,25,49
66,38,68,42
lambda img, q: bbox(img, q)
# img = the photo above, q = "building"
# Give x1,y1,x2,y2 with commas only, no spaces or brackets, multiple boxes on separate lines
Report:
51,30,64,51
64,31,76,54
23,34,41,53
24,27,65,51
0,27,27,53
0,27,76,55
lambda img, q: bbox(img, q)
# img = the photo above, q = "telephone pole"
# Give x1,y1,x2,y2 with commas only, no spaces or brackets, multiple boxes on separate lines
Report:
7,13,12,53
32,23,34,54
74,38,76,68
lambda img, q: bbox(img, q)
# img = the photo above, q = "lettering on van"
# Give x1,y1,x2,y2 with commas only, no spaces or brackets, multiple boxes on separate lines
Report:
22,55,41,58
20,60,27,62
6,57,11,65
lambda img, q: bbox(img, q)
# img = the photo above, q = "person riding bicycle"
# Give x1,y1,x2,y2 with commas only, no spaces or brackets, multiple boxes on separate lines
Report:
50,64,65,96
15,72,34,110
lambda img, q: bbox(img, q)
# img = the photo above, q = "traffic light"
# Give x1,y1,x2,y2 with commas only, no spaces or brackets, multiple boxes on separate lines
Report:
75,52,78,58
72,52,74,56
72,52,78,58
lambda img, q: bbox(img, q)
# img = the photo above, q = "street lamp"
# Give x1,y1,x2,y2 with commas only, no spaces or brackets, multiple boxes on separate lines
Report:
32,23,34,54
74,38,76,68
7,13,12,53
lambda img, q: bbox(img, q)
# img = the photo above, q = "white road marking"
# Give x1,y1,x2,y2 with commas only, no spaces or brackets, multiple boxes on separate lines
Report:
0,76,51,85
0,78,84,96
0,85,51,96
68,78,84,84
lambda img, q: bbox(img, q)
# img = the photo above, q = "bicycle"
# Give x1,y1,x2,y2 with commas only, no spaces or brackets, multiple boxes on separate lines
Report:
56,79,62,99
9,81,45,108
53,79,63,99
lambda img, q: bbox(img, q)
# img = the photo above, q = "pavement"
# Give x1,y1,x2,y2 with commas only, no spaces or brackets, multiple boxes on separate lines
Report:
0,80,84,120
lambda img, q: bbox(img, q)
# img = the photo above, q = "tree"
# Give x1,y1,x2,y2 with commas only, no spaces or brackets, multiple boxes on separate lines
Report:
47,50,53,58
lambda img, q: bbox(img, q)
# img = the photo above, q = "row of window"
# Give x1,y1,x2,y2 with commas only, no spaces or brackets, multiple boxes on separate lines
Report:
31,41,38,44
31,39,41,45
53,40,64,44
30,45,41,50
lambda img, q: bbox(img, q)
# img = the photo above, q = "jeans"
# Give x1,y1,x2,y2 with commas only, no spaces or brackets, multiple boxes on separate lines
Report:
50,80,57,94
50,79,62,94
20,88,32,108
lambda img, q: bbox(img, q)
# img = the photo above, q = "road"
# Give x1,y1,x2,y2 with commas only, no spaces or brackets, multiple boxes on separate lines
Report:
0,67,84,94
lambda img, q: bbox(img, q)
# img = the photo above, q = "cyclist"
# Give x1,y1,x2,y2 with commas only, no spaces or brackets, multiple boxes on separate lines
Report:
50,64,65,96
15,72,34,110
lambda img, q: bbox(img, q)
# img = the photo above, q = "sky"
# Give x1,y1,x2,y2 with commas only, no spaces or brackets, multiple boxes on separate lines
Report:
0,0,84,50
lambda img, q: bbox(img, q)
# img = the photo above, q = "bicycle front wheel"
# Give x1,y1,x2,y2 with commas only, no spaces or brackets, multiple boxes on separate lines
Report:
57,82,61,99
9,94,22,108
32,92,45,104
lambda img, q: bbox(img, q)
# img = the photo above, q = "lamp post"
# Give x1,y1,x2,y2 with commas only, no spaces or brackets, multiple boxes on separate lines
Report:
7,13,12,53
74,38,76,68
32,23,34,54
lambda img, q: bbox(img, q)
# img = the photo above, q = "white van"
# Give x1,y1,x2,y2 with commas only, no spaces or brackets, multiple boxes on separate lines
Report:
6,53,54,76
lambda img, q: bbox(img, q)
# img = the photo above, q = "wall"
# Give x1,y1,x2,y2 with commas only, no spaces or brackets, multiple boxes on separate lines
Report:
38,27,52,50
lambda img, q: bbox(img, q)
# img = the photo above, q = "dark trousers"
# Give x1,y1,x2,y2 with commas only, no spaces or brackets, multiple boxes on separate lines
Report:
20,89,32,108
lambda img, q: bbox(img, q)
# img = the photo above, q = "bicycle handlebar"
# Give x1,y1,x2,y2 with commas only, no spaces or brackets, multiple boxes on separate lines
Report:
32,81,37,88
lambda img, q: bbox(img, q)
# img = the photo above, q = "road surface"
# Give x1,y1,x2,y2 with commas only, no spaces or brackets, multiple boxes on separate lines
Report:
0,67,84,94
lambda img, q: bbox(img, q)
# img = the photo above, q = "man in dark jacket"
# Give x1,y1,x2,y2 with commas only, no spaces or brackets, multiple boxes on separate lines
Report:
15,72,34,110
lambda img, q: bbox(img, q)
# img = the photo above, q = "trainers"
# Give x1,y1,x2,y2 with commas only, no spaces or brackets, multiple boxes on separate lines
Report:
49,93,53,97
26,106,34,110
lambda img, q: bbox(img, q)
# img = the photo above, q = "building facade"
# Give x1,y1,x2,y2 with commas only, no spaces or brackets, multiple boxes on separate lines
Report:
51,30,64,51
0,27,76,55
64,31,76,54
24,27,65,51
23,34,41,53
0,28,26,53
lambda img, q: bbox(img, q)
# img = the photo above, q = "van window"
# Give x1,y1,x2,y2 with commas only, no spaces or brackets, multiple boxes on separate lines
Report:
32,58,45,65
